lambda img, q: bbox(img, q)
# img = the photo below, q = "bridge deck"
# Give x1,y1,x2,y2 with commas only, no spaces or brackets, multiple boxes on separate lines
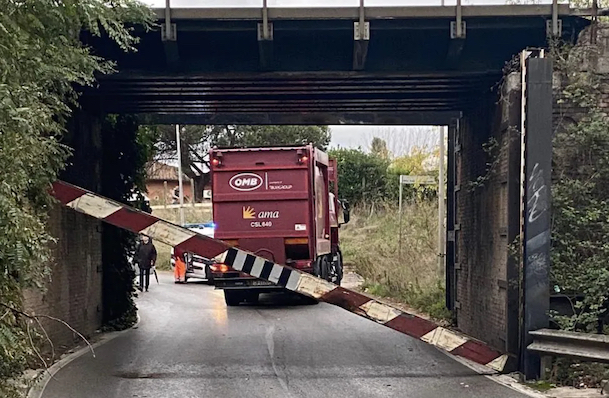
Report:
154,4,574,20
83,5,588,125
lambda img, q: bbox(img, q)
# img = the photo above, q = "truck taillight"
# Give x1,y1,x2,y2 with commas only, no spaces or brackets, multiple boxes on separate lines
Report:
211,151,223,167
211,264,230,272
297,152,308,164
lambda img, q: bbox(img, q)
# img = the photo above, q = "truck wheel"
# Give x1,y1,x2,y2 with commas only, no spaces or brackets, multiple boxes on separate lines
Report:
205,264,214,285
334,251,344,286
313,257,322,277
224,291,242,306
320,256,330,280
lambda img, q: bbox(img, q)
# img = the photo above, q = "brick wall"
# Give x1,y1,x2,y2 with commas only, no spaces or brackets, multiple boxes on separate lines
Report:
23,205,103,348
147,180,193,203
22,108,105,349
455,73,521,352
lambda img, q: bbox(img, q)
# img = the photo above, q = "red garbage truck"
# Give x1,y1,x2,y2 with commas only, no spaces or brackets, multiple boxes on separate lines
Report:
209,145,350,306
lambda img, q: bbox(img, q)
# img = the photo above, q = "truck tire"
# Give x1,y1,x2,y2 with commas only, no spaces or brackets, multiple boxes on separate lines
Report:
313,257,322,277
205,264,214,285
334,251,344,286
224,291,242,306
320,256,330,281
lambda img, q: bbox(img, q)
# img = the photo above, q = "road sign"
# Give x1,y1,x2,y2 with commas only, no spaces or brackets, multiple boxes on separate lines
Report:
400,175,436,185
51,179,512,373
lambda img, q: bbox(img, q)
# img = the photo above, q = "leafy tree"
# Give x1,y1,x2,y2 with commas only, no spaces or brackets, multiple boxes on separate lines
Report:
390,146,437,176
385,147,438,202
145,124,330,201
101,115,153,330
370,137,390,159
219,125,331,149
0,1,152,395
549,38,609,338
329,148,390,205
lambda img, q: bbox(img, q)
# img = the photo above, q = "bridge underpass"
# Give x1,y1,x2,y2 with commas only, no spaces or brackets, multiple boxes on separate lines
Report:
83,4,586,125
53,3,589,380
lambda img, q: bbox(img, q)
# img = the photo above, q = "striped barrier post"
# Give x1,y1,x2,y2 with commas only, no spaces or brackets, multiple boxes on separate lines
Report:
51,180,513,372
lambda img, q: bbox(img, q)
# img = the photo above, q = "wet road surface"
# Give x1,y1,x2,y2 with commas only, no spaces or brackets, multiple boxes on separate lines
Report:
42,272,527,398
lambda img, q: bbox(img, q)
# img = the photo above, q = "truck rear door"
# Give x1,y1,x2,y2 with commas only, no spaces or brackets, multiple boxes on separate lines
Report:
211,147,312,265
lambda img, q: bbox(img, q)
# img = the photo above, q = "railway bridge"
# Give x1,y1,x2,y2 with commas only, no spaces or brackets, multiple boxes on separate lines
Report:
48,2,592,379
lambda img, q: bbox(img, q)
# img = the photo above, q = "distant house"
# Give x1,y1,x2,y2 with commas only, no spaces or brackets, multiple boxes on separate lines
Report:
145,162,210,204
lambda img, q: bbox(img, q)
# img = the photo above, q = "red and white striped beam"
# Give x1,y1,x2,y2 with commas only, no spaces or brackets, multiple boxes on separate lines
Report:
51,180,513,372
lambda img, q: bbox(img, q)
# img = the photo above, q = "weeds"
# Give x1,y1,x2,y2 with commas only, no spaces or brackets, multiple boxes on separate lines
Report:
155,242,173,271
549,359,609,389
341,201,450,322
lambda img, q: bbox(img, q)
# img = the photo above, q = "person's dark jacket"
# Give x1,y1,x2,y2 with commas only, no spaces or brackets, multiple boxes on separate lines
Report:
136,240,157,270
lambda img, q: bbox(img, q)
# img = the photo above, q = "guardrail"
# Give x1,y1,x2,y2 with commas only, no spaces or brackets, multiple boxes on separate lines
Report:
528,329,609,363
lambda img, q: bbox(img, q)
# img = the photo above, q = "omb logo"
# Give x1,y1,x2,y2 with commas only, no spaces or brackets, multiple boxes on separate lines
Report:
229,173,263,191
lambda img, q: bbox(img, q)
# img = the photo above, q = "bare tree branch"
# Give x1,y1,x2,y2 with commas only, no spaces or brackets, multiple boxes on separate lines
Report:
33,315,55,362
0,303,95,359
27,321,48,369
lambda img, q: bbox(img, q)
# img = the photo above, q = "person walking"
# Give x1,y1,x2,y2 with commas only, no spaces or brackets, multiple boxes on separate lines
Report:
136,235,157,292
171,185,180,204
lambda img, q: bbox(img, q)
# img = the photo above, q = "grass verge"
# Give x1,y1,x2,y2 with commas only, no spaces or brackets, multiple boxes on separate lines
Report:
341,201,451,322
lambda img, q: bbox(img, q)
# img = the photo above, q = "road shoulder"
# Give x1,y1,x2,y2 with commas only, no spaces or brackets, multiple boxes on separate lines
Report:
26,315,140,398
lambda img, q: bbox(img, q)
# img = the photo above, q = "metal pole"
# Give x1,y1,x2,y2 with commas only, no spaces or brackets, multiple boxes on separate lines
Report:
163,181,168,209
190,178,195,207
398,176,403,261
362,175,366,204
438,126,446,279
176,124,185,226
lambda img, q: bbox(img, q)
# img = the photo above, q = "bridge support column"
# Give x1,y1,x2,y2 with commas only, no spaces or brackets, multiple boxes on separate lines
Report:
520,53,553,380
453,72,522,373
454,53,553,377
23,106,105,348
63,107,104,192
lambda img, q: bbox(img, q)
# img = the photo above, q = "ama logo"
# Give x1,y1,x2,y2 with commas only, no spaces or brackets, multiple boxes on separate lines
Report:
242,206,256,219
229,173,263,192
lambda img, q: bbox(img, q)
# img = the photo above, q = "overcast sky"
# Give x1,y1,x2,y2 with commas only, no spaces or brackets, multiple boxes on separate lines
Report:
329,125,441,155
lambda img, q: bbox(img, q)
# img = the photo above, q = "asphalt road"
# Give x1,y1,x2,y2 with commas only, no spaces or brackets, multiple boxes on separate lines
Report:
42,272,528,398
